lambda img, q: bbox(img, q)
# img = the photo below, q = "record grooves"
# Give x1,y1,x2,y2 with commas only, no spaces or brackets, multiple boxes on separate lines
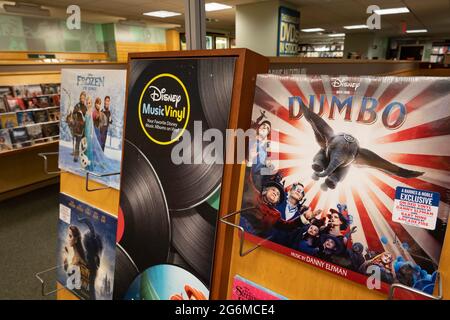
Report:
118,139,171,271
113,244,139,300
170,202,217,285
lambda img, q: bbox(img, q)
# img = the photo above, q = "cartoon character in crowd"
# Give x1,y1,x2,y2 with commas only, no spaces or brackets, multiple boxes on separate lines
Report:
269,182,310,245
347,243,366,271
247,111,274,190
241,174,286,237
298,99,424,190
360,251,396,283
317,234,345,263
169,285,207,300
291,220,325,256
322,208,357,246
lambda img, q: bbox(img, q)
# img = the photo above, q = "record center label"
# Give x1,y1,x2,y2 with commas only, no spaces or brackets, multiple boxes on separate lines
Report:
139,73,190,145
392,186,440,230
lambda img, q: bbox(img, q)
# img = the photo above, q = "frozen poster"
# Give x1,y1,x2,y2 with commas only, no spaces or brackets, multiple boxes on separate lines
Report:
59,69,126,189
57,193,117,300
240,75,450,297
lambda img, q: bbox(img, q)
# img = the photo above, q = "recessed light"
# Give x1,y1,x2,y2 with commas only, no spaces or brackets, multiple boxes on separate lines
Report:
205,2,232,12
343,25,369,30
301,28,325,32
406,29,428,33
374,7,410,15
328,33,345,37
143,11,181,18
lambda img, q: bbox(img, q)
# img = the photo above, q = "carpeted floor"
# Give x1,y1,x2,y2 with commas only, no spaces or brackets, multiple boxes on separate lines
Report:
0,184,59,300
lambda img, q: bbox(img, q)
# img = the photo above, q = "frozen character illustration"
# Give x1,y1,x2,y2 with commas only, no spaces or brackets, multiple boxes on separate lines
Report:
100,96,113,151
66,91,86,162
169,285,207,300
92,97,103,146
298,101,424,190
360,251,396,284
291,220,324,256
81,96,114,173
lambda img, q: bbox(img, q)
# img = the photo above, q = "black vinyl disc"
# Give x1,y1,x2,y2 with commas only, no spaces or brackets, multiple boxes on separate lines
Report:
113,244,139,300
170,201,218,285
197,57,236,132
118,139,171,271
125,57,237,211
167,248,195,275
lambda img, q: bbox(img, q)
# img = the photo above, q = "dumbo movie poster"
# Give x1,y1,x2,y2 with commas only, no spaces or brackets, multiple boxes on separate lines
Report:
240,74,450,296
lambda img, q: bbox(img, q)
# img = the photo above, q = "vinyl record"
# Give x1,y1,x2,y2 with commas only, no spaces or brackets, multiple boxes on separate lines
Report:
113,244,139,300
155,132,225,211
170,201,218,285
167,248,195,274
124,264,209,300
119,139,171,271
197,57,236,132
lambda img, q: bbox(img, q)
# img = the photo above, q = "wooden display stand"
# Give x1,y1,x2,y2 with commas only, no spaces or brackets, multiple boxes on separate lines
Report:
216,57,449,301
0,70,61,201
55,172,120,300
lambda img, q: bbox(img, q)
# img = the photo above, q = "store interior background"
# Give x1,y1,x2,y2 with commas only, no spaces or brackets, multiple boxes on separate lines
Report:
0,0,449,300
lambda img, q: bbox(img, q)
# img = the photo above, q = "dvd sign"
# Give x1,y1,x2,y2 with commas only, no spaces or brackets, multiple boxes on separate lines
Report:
138,73,190,145
277,6,300,56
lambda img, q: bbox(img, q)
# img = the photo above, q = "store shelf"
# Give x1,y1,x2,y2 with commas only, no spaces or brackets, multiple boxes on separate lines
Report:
0,140,58,157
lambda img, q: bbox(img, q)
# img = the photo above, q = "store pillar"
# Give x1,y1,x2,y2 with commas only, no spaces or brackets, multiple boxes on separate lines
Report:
236,0,299,56
184,0,206,50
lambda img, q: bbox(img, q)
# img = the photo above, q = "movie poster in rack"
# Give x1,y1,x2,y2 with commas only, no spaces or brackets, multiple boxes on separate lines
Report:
58,69,126,189
56,193,117,300
239,74,450,296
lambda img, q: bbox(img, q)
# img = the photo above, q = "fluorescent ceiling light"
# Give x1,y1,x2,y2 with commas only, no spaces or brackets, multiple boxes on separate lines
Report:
3,3,50,16
205,2,232,12
374,7,410,15
143,11,181,18
301,28,325,32
406,29,428,33
329,33,345,37
343,24,368,29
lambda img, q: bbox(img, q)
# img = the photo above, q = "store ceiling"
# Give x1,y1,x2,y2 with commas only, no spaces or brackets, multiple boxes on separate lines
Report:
10,0,450,36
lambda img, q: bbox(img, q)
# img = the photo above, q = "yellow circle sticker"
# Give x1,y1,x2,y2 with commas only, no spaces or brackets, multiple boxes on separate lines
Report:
138,73,190,145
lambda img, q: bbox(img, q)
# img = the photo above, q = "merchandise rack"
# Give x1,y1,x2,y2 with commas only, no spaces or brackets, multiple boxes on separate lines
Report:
217,57,450,300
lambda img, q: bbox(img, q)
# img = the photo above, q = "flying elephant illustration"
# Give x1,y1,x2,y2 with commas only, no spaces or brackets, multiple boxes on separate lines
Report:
299,102,424,190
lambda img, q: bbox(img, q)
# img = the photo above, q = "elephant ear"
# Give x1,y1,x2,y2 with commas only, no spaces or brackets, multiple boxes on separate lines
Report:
355,148,424,178
300,102,334,148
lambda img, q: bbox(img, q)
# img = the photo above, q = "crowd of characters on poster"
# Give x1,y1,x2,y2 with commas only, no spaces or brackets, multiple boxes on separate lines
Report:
240,108,439,294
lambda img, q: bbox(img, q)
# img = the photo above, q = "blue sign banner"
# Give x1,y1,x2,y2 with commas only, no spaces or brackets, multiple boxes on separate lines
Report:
277,6,300,56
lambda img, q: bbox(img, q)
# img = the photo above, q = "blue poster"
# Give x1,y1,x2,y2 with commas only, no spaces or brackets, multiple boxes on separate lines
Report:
277,6,300,56
59,69,126,189
57,193,117,300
